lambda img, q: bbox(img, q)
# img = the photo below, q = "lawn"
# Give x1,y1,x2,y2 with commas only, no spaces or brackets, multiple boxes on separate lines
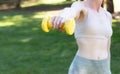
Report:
21,0,68,7
0,10,120,74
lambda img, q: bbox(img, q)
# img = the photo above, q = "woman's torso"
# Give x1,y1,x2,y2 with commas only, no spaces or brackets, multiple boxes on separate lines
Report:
74,2,113,60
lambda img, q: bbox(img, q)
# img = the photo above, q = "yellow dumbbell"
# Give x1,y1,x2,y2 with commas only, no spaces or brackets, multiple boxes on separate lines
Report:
41,16,75,35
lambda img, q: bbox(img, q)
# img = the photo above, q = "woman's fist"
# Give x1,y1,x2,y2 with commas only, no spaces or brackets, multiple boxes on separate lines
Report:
51,16,66,31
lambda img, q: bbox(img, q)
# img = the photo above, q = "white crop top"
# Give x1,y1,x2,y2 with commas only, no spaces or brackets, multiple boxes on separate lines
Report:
59,1,113,40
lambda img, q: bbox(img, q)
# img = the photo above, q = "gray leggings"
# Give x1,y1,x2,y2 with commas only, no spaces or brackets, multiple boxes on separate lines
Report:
68,55,111,74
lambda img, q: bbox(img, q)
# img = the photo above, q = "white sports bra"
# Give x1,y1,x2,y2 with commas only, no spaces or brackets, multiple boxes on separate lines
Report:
74,6,113,40
59,1,113,40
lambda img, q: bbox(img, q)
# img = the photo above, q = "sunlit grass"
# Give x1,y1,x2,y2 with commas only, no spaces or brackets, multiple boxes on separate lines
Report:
0,11,45,27
0,22,14,27
32,12,46,19
21,38,32,43
112,19,120,22
112,19,120,27
0,15,25,27
21,0,66,7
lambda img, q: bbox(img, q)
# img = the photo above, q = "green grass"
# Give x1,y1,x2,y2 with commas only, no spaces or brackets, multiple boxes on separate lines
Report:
111,20,120,74
0,10,76,74
0,10,120,74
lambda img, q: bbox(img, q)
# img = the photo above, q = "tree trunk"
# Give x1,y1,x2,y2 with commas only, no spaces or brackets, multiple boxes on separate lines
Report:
106,0,114,13
15,0,21,9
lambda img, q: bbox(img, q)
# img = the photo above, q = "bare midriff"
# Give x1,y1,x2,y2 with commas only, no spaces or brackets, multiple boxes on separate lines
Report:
76,37,108,60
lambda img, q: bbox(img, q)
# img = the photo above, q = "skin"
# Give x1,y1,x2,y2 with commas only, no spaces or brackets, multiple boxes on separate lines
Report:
51,0,111,62
84,0,103,12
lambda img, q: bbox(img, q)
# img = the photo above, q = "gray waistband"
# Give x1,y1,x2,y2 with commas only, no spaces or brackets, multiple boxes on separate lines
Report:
75,55,109,63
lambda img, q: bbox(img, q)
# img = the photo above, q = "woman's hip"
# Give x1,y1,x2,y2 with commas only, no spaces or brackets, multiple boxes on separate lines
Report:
68,55,111,74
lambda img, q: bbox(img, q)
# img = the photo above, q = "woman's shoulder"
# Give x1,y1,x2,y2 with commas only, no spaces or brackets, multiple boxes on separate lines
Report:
106,11,112,19
102,8,112,19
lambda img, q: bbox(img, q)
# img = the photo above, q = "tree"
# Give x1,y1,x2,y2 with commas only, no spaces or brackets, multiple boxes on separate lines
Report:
66,0,71,1
15,0,21,9
106,0,114,13
0,0,22,10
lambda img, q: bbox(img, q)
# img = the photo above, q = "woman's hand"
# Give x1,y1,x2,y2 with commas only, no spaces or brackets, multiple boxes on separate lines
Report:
51,16,66,32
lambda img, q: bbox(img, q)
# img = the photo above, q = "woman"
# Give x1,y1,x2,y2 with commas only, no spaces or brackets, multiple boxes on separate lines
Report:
51,0,113,74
